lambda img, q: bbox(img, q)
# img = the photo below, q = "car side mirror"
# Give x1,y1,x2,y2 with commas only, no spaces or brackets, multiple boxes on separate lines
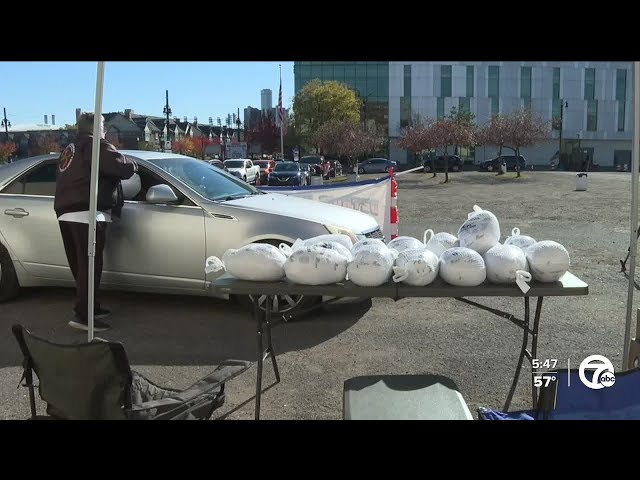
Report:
146,184,179,204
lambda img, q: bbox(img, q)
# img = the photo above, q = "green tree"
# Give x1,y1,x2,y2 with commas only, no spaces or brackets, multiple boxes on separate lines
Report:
293,80,361,151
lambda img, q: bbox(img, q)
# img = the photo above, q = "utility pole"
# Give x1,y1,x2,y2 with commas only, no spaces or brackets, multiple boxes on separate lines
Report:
163,90,172,152
558,100,567,170
2,107,10,141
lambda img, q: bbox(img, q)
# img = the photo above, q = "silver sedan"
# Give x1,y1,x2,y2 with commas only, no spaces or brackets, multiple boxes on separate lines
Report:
0,151,384,314
356,158,397,174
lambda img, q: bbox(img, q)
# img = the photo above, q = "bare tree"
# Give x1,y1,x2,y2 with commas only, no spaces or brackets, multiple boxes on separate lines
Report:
503,109,551,177
477,114,509,174
398,119,437,176
316,119,382,174
429,118,475,184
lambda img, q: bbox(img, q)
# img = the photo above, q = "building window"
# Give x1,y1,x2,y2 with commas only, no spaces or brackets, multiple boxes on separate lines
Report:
437,97,445,119
491,97,499,117
400,96,411,128
584,68,595,100
587,100,597,131
552,98,562,130
466,66,474,97
459,97,471,113
441,65,452,97
552,67,560,99
520,66,532,99
618,102,626,132
404,65,412,97
616,69,627,102
488,66,499,98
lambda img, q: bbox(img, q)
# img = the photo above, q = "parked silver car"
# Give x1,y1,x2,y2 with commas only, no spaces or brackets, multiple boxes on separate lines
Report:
0,151,384,314
356,158,397,174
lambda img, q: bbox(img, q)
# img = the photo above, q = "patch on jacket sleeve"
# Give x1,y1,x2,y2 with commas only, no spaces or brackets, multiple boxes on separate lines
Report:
58,143,75,172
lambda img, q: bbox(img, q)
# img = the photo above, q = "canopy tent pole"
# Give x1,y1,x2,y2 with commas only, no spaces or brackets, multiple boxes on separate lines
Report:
623,61,640,369
87,61,105,342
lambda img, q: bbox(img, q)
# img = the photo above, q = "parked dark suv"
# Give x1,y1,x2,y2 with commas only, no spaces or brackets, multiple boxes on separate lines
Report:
298,155,326,177
422,155,464,173
479,155,526,172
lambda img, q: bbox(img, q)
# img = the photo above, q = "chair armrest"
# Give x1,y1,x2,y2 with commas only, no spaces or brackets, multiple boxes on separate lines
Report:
129,359,251,413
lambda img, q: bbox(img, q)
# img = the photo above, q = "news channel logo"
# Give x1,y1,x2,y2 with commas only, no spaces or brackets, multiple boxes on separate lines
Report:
579,355,616,390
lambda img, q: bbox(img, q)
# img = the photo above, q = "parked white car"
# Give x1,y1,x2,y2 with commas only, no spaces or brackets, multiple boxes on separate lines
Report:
224,159,260,184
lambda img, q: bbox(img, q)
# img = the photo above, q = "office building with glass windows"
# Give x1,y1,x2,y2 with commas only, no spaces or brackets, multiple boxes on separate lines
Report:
294,61,634,167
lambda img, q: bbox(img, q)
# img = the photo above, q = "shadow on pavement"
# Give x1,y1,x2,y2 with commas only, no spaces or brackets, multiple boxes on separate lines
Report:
0,287,370,369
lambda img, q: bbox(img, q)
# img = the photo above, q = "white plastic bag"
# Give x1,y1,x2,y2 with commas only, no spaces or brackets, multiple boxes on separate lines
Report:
525,241,570,282
284,245,348,285
292,234,354,251
351,238,387,255
484,244,531,293
387,236,426,253
280,240,353,262
504,227,537,251
457,205,501,255
348,248,396,287
204,243,286,281
439,247,487,287
392,249,439,286
423,230,459,257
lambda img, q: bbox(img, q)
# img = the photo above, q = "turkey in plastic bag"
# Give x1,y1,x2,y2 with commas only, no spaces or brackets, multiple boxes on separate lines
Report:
348,247,397,287
439,247,487,287
291,233,354,251
204,243,286,281
392,248,440,286
423,229,460,257
284,244,348,285
525,241,570,282
483,244,532,293
504,227,537,251
387,236,426,253
280,240,353,262
457,205,501,255
352,238,398,259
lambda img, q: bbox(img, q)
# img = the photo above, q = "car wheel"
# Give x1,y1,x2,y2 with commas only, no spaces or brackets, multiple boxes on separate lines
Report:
384,167,389,173
358,167,364,174
452,165,459,172
0,243,20,303
234,240,321,320
487,165,493,172
243,175,247,182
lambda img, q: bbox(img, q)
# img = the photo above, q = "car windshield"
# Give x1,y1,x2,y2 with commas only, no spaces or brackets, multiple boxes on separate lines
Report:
224,160,245,168
274,163,300,172
148,156,260,201
299,157,320,164
256,161,270,168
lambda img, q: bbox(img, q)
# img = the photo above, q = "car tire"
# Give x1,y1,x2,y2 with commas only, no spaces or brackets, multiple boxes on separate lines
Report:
234,240,321,321
358,167,364,174
243,175,247,182
0,243,20,303
487,165,493,172
384,167,389,173
452,165,459,172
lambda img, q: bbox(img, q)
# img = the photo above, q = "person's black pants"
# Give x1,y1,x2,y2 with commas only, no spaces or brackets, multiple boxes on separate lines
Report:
58,221,107,320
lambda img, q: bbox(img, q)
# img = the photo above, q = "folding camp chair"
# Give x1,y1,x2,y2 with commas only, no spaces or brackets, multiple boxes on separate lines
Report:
12,324,251,420
478,367,640,420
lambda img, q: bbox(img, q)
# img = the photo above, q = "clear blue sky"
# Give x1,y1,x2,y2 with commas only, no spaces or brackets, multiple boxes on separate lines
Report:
0,62,295,127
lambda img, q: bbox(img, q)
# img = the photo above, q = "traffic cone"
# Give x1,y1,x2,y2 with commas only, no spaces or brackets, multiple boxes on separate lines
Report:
390,168,399,240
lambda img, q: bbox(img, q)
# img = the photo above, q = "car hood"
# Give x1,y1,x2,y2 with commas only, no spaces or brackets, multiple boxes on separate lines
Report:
271,171,299,176
220,193,379,234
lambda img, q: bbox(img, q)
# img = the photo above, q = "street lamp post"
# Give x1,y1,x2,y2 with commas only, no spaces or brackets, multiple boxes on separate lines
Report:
558,100,568,169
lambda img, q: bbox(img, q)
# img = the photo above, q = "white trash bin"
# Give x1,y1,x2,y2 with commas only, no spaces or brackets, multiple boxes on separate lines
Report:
310,175,323,186
576,172,588,191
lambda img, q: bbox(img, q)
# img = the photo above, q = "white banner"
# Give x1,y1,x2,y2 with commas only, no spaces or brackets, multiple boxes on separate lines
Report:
261,177,391,240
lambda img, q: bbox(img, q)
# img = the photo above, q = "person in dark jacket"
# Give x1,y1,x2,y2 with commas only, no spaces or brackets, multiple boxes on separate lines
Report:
54,112,137,331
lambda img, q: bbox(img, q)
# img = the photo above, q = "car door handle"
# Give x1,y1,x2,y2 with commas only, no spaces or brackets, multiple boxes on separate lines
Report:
4,208,29,218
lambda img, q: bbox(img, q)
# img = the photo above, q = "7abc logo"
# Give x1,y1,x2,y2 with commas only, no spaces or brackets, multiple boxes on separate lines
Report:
579,355,616,390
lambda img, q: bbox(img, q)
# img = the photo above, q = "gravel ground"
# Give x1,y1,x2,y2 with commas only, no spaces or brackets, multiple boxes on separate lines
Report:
0,169,636,419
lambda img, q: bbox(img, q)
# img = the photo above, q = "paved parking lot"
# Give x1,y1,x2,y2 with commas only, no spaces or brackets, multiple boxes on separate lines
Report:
1,169,636,419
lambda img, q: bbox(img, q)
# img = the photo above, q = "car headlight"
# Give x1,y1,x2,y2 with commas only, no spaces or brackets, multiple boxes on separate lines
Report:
324,224,358,244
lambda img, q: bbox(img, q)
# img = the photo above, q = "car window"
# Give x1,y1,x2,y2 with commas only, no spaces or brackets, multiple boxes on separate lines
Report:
274,163,300,172
2,161,57,196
